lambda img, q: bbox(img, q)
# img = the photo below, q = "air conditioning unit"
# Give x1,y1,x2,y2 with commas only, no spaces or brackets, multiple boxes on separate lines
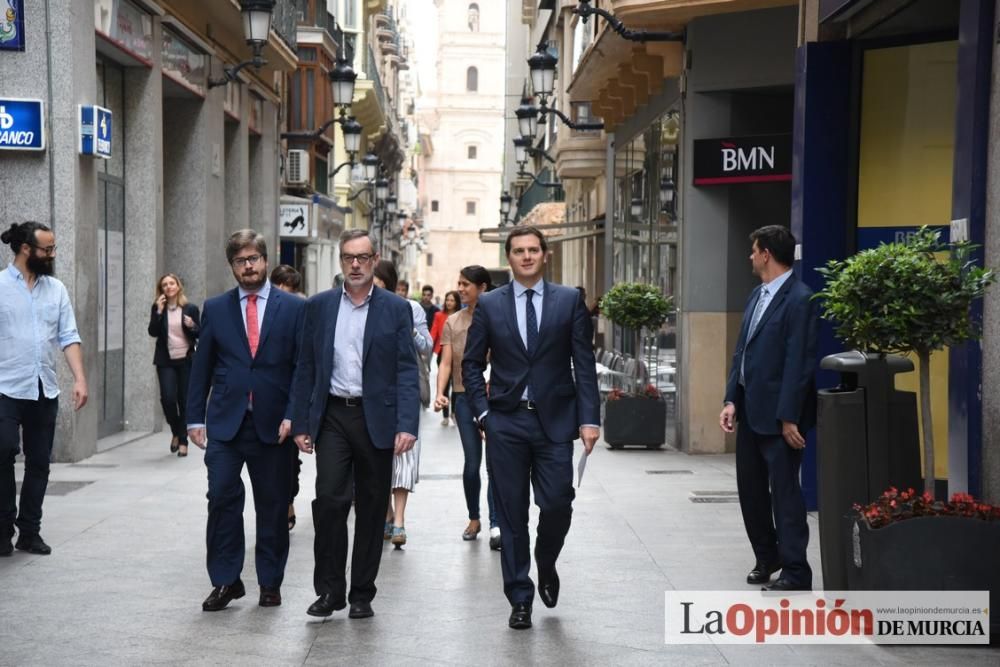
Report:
286,149,310,186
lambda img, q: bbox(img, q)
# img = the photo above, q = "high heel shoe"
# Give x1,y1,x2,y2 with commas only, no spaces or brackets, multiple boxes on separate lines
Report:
391,526,407,548
462,520,481,541
177,444,188,457
384,521,393,540
170,436,180,454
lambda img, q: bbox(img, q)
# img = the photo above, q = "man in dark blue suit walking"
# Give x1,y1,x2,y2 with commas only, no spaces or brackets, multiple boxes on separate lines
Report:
463,226,600,630
292,229,419,620
721,225,819,592
187,229,305,611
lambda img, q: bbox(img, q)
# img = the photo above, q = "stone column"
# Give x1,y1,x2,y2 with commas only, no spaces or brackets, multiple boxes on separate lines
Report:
224,84,250,235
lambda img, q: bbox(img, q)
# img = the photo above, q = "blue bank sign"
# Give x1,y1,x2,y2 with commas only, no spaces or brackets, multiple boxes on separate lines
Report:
0,98,45,151
79,105,112,159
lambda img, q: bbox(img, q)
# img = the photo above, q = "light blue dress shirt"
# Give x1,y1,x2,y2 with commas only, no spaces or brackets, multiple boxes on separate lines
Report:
513,279,544,400
739,268,793,386
0,264,82,400
329,285,374,397
238,279,271,332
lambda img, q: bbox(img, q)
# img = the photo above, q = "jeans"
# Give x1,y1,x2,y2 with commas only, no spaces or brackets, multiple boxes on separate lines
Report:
156,358,191,443
452,392,497,528
0,386,59,537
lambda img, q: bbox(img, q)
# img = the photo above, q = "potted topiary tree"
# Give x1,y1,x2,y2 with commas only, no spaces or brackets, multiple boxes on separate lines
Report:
816,227,996,629
599,282,673,449
815,227,994,496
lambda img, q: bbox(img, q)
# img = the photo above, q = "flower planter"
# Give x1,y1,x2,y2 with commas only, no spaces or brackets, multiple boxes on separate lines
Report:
848,516,1000,635
603,396,666,449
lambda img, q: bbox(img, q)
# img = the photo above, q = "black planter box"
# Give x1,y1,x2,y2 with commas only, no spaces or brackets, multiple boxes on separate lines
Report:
604,396,666,448
848,516,1000,635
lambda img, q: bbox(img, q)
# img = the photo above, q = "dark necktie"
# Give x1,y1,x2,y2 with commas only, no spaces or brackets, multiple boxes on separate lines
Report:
526,289,537,401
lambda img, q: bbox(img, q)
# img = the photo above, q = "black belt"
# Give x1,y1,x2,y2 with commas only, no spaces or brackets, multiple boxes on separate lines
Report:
517,400,537,411
329,395,363,407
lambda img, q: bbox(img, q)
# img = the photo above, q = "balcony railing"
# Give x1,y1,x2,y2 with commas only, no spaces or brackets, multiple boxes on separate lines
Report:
272,0,299,51
366,44,387,114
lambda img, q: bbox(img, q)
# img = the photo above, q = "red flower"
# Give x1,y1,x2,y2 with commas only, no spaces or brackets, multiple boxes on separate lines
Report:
855,487,1000,528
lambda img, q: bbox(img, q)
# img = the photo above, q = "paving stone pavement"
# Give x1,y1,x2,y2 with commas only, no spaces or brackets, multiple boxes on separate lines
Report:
2,400,998,666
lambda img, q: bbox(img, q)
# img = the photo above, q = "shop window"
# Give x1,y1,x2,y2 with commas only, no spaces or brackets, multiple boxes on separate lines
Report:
466,67,478,92
431,200,439,212
467,145,477,160
466,201,476,215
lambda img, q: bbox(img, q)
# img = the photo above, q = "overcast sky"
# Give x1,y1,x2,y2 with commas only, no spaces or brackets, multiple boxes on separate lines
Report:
405,0,438,95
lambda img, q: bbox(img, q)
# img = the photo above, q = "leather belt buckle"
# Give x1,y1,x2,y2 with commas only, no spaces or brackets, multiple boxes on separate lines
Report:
520,400,536,411
344,396,361,407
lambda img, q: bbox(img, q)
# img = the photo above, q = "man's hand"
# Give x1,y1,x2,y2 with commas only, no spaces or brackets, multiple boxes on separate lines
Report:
295,434,314,455
719,404,736,433
782,421,806,449
72,379,89,411
394,432,417,455
278,419,291,444
188,427,207,450
433,394,449,412
580,426,600,455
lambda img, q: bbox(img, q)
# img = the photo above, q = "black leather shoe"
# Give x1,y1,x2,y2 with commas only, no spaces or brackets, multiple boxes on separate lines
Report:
259,586,281,607
489,534,502,551
746,562,781,585
307,593,346,617
762,578,811,592
0,537,11,557
508,602,532,629
348,600,374,619
202,580,246,611
14,533,51,555
538,567,560,609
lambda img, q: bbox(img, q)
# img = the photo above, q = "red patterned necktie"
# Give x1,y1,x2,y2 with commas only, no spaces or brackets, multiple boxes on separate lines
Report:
246,294,259,357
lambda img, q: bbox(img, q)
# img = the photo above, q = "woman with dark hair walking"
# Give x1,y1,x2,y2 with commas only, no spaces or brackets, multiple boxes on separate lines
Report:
373,260,432,547
148,273,199,457
430,290,461,426
433,266,501,550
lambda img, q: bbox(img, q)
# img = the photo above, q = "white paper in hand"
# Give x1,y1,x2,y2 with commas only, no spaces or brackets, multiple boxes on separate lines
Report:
576,450,589,488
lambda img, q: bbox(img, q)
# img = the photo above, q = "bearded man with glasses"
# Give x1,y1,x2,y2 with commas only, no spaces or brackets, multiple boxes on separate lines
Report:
291,228,419,620
186,229,306,612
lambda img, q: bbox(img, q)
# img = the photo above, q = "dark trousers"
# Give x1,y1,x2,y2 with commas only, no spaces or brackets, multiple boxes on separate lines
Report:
0,388,58,538
486,407,574,605
735,402,812,586
452,392,497,527
436,352,451,419
204,413,292,588
313,400,393,603
156,358,191,443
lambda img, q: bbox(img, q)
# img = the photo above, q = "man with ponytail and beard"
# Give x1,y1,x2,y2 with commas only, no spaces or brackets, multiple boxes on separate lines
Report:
0,222,89,557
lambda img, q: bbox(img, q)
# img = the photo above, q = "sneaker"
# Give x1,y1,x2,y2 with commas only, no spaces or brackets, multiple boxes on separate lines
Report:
391,526,407,547
489,526,502,551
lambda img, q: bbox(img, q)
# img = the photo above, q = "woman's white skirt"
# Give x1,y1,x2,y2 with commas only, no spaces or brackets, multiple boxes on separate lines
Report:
390,438,421,491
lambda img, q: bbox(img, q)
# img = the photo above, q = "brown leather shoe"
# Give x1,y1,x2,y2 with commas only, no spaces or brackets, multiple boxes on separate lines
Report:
202,580,246,611
259,585,281,607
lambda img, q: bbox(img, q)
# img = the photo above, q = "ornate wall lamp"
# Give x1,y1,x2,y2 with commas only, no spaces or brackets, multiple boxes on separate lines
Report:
208,0,276,88
574,0,684,43
524,45,604,133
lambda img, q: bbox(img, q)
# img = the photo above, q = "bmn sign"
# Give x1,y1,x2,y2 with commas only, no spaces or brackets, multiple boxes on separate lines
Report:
693,134,791,186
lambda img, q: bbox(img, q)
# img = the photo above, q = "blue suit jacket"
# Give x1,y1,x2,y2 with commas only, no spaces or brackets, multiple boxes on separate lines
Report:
462,281,600,444
186,286,305,444
724,273,819,436
290,286,420,449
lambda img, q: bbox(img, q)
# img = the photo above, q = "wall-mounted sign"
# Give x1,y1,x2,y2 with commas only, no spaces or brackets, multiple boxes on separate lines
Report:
79,105,113,158
0,98,44,151
693,134,792,186
280,203,309,237
94,0,154,63
0,0,25,52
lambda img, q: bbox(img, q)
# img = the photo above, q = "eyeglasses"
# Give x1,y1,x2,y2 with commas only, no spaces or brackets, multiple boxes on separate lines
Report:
30,243,56,256
340,253,374,265
232,254,264,268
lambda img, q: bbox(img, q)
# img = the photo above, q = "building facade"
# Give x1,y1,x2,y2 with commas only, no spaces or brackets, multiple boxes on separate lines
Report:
415,0,506,294
0,0,297,461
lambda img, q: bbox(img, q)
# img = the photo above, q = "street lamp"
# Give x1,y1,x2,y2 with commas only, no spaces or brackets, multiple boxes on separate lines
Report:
516,97,539,140
659,177,675,210
574,0,685,42
208,0,275,88
375,178,389,201
385,195,398,215
362,153,380,181
630,198,643,219
330,58,358,107
500,191,512,217
528,43,558,102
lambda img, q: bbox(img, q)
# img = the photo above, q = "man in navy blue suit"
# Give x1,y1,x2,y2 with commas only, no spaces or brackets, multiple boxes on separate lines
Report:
292,229,419,620
720,225,818,592
187,229,305,611
463,226,600,630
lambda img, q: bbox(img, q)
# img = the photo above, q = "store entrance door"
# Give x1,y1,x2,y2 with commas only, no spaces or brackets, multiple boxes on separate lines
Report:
97,174,126,438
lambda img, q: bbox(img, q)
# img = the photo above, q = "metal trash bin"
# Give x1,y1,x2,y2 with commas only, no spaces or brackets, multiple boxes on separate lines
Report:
816,351,921,590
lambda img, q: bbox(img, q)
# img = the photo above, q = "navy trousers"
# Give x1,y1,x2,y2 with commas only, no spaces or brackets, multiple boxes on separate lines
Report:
486,406,575,605
204,413,292,588
735,403,812,587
